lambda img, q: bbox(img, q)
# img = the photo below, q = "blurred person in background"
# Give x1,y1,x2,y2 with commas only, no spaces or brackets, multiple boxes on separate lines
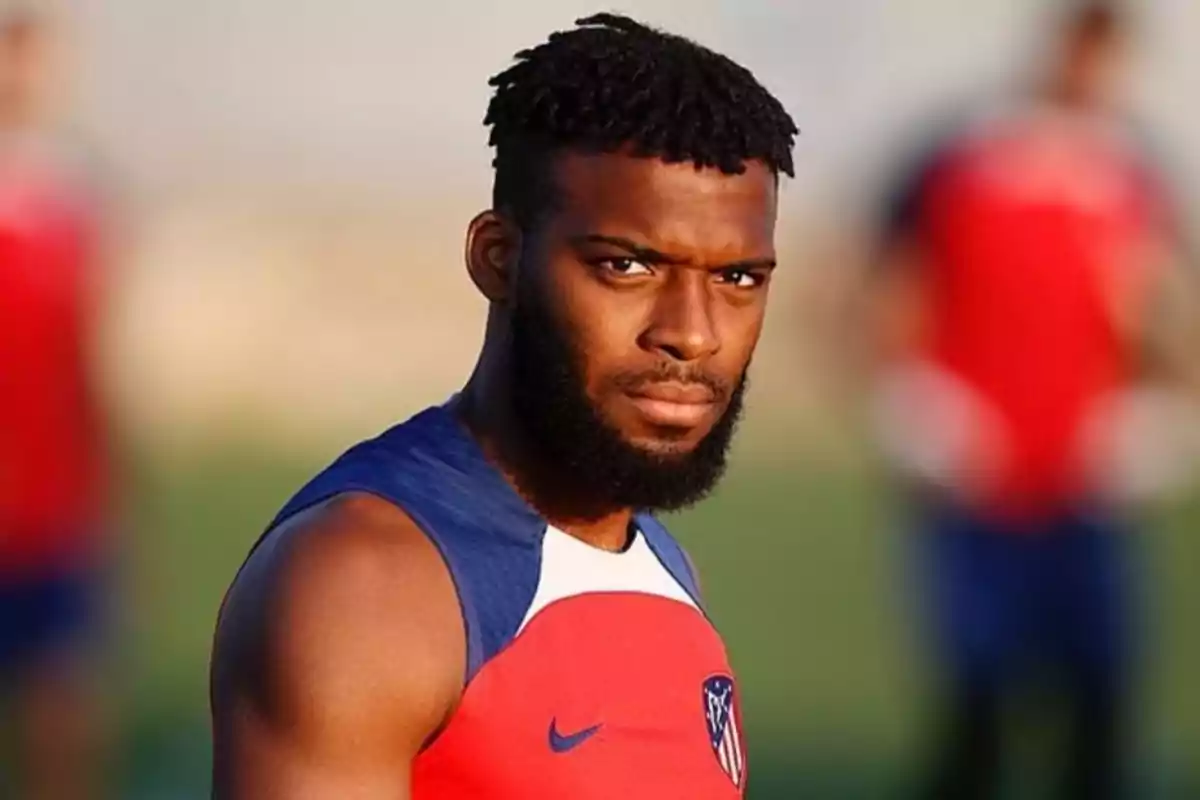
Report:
0,4,115,798
866,2,1198,798
211,13,796,799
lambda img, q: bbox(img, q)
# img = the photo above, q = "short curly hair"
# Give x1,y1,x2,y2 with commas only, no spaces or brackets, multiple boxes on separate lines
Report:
484,13,798,228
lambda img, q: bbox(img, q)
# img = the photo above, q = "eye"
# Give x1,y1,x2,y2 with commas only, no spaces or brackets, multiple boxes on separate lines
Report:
594,257,654,277
718,268,765,288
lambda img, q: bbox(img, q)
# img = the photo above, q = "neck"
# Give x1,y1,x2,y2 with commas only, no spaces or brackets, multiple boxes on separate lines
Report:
456,327,635,552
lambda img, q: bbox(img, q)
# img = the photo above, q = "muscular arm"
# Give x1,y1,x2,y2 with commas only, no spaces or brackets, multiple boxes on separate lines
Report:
210,494,465,799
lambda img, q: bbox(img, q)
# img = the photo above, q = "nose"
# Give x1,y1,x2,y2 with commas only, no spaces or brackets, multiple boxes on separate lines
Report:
639,269,720,363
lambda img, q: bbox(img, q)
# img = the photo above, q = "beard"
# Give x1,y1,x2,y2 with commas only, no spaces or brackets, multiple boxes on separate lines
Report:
507,275,747,516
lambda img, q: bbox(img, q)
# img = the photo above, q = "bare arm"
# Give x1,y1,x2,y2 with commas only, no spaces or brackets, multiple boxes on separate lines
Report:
210,493,465,799
861,237,930,369
1122,141,1200,393
1137,248,1200,394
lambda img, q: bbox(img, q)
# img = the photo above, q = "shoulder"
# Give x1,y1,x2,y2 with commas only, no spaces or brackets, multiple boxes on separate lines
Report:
877,102,982,241
254,406,551,681
211,492,465,749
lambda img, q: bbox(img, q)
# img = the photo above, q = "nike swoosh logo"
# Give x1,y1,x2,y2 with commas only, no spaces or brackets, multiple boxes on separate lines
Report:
548,718,603,753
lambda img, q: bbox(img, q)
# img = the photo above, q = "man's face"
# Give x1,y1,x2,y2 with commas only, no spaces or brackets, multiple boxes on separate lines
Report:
0,18,52,119
508,151,778,512
1056,31,1128,111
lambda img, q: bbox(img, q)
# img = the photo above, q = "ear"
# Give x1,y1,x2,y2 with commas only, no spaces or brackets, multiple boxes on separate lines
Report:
465,209,522,303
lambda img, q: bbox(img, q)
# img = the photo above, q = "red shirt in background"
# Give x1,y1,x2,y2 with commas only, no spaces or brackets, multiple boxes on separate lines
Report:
889,105,1172,519
0,140,107,569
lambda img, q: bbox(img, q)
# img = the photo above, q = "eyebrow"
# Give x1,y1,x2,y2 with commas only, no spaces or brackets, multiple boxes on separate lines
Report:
570,234,777,271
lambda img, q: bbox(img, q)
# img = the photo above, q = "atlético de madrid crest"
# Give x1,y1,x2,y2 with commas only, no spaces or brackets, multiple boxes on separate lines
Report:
702,675,745,788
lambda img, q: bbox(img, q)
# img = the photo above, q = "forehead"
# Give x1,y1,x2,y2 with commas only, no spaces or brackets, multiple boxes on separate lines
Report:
546,152,778,257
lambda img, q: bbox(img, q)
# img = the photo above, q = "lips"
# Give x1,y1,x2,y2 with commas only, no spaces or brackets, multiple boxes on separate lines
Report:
629,382,718,405
626,382,719,428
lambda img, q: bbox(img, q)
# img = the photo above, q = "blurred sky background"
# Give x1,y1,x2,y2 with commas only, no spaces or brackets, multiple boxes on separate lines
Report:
60,0,1200,454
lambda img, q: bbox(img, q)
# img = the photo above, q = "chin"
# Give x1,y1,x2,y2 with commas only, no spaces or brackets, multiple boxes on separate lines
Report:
623,429,707,458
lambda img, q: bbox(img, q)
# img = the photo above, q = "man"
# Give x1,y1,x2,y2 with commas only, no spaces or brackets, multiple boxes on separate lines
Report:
210,13,797,799
0,5,113,799
868,3,1192,798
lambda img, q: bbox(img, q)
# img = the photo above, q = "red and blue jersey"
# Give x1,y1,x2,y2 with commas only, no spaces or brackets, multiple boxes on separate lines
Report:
884,103,1174,517
267,403,748,798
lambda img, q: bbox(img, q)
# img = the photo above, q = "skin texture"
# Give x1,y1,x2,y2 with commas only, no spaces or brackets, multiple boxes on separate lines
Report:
519,153,775,455
462,153,777,544
211,494,464,799
210,152,779,798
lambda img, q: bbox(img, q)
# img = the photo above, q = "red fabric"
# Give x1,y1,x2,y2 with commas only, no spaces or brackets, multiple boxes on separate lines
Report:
0,161,106,566
917,117,1166,518
413,594,746,798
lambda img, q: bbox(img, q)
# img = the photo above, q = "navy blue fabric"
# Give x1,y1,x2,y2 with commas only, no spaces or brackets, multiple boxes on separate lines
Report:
263,401,707,681
917,502,1138,692
0,556,105,670
265,402,546,682
637,511,703,609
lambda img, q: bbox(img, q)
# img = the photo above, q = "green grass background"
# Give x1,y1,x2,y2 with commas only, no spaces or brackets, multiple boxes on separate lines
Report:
116,444,1198,798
